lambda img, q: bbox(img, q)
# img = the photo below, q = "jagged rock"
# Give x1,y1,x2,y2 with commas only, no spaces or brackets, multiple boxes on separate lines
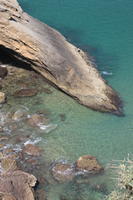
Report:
0,92,6,103
0,157,37,200
0,0,122,115
76,155,103,174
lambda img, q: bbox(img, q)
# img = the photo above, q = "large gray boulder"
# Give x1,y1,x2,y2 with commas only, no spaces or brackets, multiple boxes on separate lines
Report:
0,0,122,114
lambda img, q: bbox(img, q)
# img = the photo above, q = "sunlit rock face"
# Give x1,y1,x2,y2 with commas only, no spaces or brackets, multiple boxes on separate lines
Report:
0,0,122,115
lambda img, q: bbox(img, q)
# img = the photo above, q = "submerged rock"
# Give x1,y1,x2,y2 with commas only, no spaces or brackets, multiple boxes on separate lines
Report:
14,88,38,97
0,0,122,115
75,155,103,174
23,144,42,156
35,189,47,200
27,114,49,127
51,162,75,182
42,87,52,94
12,109,28,121
0,92,6,104
59,114,66,121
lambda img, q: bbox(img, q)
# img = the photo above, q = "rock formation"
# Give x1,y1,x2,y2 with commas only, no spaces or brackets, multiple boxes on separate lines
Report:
0,157,37,200
76,155,103,174
0,0,122,114
0,92,6,104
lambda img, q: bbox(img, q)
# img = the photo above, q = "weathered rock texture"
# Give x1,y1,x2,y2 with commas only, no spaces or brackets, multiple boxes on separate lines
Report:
0,0,122,114
0,157,37,200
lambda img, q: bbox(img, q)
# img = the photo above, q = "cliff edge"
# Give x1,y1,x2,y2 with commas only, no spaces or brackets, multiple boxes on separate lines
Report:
0,0,122,114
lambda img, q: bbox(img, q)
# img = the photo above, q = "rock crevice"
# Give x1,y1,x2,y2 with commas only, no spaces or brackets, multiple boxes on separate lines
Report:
0,0,122,114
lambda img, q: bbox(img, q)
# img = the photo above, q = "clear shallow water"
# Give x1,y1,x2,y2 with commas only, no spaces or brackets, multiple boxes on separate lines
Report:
13,0,133,199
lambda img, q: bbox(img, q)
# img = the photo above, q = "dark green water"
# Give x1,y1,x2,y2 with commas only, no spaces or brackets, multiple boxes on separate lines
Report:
16,0,133,199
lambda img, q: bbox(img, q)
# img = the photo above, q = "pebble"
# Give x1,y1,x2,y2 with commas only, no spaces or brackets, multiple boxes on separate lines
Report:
0,92,6,104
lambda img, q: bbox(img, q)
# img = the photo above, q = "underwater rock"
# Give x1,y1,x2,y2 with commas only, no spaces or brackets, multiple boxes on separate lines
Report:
12,109,28,121
27,114,49,127
51,162,75,182
14,88,38,97
0,0,122,115
59,114,66,121
42,87,52,94
23,144,42,156
76,155,103,174
0,92,6,104
0,66,8,79
35,189,47,200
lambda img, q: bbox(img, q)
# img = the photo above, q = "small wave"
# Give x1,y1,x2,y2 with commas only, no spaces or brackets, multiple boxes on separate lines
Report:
24,137,42,146
38,123,57,133
101,71,113,76
2,144,22,152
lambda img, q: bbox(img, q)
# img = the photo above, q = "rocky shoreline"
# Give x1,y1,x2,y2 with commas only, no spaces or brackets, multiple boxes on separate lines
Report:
0,0,124,198
0,65,109,199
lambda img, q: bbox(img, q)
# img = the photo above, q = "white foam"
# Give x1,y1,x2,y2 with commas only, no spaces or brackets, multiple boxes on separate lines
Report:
24,137,42,146
38,123,57,133
101,71,113,76
3,144,22,152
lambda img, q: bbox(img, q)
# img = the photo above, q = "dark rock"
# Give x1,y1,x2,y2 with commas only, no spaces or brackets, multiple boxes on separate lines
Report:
0,66,8,79
59,114,66,121
35,189,46,200
14,135,30,143
42,87,52,94
14,88,38,97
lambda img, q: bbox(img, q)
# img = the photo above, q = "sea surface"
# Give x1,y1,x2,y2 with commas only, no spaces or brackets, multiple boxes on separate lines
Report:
12,0,133,199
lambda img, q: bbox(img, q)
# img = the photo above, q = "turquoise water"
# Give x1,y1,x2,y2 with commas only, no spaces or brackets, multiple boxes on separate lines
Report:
17,0,133,199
